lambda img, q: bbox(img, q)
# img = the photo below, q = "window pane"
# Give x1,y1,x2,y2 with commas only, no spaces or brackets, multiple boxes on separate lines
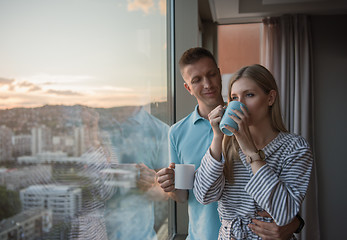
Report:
0,1,170,239
218,23,261,101
218,23,261,74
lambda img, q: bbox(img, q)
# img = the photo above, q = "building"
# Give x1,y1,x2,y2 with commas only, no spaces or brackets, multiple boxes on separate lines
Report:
20,185,82,223
0,165,52,191
0,208,52,240
74,126,85,157
52,135,75,156
0,125,13,162
11,135,31,157
31,126,52,156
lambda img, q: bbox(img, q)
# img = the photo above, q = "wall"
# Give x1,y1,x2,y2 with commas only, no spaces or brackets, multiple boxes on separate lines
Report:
174,0,200,122
311,14,347,240
174,0,199,237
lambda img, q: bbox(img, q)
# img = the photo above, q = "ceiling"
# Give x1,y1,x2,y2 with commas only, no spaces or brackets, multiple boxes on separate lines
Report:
199,0,347,24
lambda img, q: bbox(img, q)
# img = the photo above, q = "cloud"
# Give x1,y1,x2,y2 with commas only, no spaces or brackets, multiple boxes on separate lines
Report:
0,77,45,93
24,74,95,84
15,81,42,92
127,0,154,14
97,86,133,93
8,85,16,91
17,81,35,87
28,85,42,92
2,79,43,92
41,82,54,86
46,89,83,96
0,77,15,86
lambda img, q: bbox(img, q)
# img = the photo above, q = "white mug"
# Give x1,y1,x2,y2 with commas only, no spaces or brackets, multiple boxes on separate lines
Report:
174,164,195,189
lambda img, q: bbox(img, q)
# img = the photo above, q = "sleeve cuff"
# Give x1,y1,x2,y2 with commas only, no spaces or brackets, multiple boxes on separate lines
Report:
204,148,225,167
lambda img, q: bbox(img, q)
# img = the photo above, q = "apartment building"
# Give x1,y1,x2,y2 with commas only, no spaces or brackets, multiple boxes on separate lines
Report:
0,165,51,191
0,208,52,240
20,185,81,223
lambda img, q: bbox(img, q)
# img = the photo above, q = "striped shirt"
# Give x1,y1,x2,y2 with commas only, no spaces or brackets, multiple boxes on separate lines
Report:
193,132,313,240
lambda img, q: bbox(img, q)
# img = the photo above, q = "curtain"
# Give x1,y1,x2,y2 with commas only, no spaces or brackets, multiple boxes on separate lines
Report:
261,15,320,240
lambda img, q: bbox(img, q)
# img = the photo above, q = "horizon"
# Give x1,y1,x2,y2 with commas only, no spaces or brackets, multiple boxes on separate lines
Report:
0,100,168,111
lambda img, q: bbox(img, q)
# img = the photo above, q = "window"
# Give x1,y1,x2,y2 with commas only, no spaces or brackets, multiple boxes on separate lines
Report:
0,1,171,239
218,23,262,100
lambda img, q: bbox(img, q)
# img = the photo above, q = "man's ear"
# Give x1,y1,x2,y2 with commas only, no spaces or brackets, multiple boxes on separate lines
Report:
184,82,193,95
268,90,277,106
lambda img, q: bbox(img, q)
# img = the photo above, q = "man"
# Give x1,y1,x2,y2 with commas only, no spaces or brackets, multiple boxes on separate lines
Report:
100,106,170,240
68,106,170,240
157,47,303,239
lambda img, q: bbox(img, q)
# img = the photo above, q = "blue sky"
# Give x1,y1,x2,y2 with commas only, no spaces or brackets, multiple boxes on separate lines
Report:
0,0,167,109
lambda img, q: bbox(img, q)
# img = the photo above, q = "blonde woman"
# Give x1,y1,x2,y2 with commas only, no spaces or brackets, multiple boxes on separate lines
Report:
193,64,313,240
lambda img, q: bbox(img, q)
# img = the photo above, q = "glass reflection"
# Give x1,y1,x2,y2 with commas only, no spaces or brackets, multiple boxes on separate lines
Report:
0,0,169,239
1,105,169,239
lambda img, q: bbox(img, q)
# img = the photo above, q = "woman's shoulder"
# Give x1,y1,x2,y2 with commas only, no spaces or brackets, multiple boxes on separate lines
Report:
278,132,311,150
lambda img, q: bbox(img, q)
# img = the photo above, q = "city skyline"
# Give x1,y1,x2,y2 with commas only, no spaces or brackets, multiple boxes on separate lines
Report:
0,0,167,109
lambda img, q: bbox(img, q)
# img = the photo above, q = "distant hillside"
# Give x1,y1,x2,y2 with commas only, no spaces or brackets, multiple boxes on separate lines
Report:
0,102,169,134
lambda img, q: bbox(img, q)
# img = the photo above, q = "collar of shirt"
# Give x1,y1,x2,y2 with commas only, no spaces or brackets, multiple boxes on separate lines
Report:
191,105,206,125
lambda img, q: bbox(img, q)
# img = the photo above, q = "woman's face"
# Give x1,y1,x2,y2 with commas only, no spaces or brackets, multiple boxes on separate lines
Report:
230,77,275,126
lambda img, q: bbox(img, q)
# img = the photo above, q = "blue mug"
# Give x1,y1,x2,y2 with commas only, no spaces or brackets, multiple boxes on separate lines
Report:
219,101,248,136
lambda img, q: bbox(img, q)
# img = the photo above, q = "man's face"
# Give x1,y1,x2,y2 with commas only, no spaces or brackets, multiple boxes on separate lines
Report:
181,57,222,109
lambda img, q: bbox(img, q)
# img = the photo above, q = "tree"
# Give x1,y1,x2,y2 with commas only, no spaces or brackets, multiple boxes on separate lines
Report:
0,186,21,220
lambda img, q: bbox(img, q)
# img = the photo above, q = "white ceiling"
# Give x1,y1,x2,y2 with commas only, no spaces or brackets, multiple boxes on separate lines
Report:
206,0,347,24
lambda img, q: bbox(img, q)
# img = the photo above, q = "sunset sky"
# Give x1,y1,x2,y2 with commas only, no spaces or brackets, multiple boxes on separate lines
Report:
0,0,167,109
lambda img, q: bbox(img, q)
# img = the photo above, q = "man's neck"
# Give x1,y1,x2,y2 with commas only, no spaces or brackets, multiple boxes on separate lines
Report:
197,100,224,119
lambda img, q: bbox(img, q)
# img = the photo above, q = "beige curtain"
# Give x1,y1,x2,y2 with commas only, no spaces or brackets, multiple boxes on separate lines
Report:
261,15,320,240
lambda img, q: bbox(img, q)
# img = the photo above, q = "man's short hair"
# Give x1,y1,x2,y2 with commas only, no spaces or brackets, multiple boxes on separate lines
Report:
179,47,217,72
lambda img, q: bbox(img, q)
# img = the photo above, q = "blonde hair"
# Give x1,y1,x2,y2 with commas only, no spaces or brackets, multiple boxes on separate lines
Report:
223,64,288,183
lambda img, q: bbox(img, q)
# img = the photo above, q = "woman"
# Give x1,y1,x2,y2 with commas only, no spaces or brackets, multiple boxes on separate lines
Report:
193,64,313,240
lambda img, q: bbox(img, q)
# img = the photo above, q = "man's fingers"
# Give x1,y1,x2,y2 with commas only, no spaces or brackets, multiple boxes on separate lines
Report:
248,223,271,238
156,164,176,192
257,211,272,218
159,181,175,192
157,171,174,183
251,219,276,230
249,220,281,240
157,167,174,178
248,223,278,240
157,172,175,191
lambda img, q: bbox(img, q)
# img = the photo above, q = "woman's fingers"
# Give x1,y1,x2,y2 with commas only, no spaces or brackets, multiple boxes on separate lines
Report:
240,105,249,118
231,109,245,120
224,124,237,134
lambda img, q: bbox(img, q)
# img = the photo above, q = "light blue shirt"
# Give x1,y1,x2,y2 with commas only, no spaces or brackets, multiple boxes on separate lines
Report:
169,105,220,240
103,107,170,240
